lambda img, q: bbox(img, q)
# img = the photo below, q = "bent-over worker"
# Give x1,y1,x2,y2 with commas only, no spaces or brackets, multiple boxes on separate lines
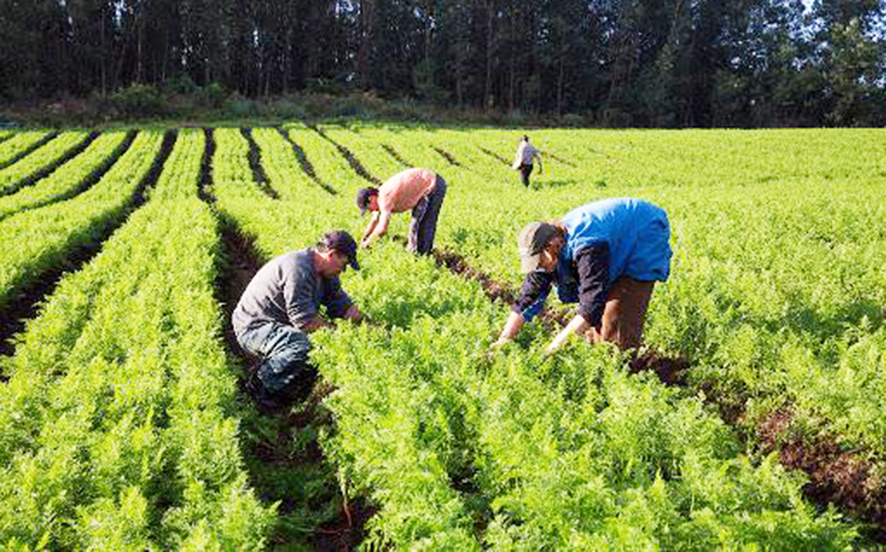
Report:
495,198,671,353
356,167,447,254
233,230,362,412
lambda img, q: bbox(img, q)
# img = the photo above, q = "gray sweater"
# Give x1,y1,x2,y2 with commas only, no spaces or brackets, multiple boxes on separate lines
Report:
232,249,352,336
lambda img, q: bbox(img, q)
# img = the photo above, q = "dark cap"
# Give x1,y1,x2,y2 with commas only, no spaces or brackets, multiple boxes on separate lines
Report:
356,187,379,216
320,230,360,270
516,222,559,273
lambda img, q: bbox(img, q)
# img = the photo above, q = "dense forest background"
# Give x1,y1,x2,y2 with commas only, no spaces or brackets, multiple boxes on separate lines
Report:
1,0,884,127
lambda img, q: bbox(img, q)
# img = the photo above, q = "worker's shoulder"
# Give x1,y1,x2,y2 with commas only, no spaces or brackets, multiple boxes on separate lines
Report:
268,249,312,274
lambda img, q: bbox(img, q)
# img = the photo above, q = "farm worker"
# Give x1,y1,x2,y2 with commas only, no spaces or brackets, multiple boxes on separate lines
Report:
232,230,362,412
356,167,447,254
494,198,671,354
512,135,543,187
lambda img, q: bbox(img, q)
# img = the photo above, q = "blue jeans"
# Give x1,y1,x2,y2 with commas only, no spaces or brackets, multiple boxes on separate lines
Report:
408,176,447,255
236,322,313,396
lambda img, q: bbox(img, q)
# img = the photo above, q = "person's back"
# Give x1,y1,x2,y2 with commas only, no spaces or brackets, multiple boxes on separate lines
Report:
562,197,670,283
233,250,326,335
357,167,447,254
377,167,437,213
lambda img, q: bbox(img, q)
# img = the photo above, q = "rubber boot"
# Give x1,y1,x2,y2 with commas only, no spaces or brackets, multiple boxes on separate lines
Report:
245,370,287,414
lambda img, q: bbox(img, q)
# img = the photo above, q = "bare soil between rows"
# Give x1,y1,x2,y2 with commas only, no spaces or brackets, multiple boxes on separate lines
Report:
309,125,381,185
216,221,374,551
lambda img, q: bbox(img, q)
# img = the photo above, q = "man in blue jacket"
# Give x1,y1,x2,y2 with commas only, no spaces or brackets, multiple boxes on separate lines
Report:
494,198,672,353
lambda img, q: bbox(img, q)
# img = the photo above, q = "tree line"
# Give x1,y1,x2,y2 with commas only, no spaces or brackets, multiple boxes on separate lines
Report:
1,0,884,127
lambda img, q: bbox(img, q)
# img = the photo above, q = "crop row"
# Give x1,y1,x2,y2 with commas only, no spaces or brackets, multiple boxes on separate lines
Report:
0,131,132,221
0,128,273,549
1,125,883,547
0,131,93,195
0,131,166,313
0,131,52,169
310,125,886,465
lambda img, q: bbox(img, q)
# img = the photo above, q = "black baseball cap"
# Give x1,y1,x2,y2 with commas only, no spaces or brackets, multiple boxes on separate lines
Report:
356,187,378,215
321,230,360,270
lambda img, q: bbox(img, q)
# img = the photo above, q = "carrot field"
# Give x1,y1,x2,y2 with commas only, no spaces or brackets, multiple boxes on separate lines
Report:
1,124,885,549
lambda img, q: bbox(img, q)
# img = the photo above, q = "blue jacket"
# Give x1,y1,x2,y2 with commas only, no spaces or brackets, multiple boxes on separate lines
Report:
515,198,671,324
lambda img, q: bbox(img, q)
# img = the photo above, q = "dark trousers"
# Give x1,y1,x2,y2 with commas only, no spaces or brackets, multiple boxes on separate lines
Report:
585,277,655,350
236,322,316,400
519,163,533,187
408,175,447,254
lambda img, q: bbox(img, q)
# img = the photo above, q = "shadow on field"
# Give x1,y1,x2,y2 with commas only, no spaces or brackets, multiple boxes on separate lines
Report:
215,220,374,551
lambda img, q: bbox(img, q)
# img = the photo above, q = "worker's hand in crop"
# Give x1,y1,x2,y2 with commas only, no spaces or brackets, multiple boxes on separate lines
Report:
584,325,602,344
343,304,362,323
491,337,510,350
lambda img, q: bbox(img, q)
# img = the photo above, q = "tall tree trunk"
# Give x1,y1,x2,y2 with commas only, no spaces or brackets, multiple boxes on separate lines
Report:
484,1,494,111
557,54,564,117
136,1,145,82
359,0,374,90
100,3,107,96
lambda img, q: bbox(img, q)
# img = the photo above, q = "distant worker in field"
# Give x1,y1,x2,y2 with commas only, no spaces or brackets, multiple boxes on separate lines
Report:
494,198,671,354
512,135,543,187
356,167,447,254
233,230,362,413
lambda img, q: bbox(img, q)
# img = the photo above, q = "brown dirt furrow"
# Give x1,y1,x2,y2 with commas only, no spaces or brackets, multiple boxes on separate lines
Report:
381,143,411,168
433,147,462,167
756,407,886,533
478,146,509,166
309,125,382,185
276,127,338,195
206,131,373,548
241,128,278,199
547,153,577,167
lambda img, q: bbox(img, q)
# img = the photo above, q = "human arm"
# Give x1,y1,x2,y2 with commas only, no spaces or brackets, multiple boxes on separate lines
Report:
321,276,362,322
494,311,525,347
323,277,362,324
493,270,553,347
300,317,335,333
361,211,380,242
545,244,609,353
360,210,392,248
545,314,589,354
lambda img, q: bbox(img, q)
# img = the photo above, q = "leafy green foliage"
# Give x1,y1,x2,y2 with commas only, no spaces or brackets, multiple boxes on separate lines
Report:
3,124,884,548
0,128,273,548
0,131,91,195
